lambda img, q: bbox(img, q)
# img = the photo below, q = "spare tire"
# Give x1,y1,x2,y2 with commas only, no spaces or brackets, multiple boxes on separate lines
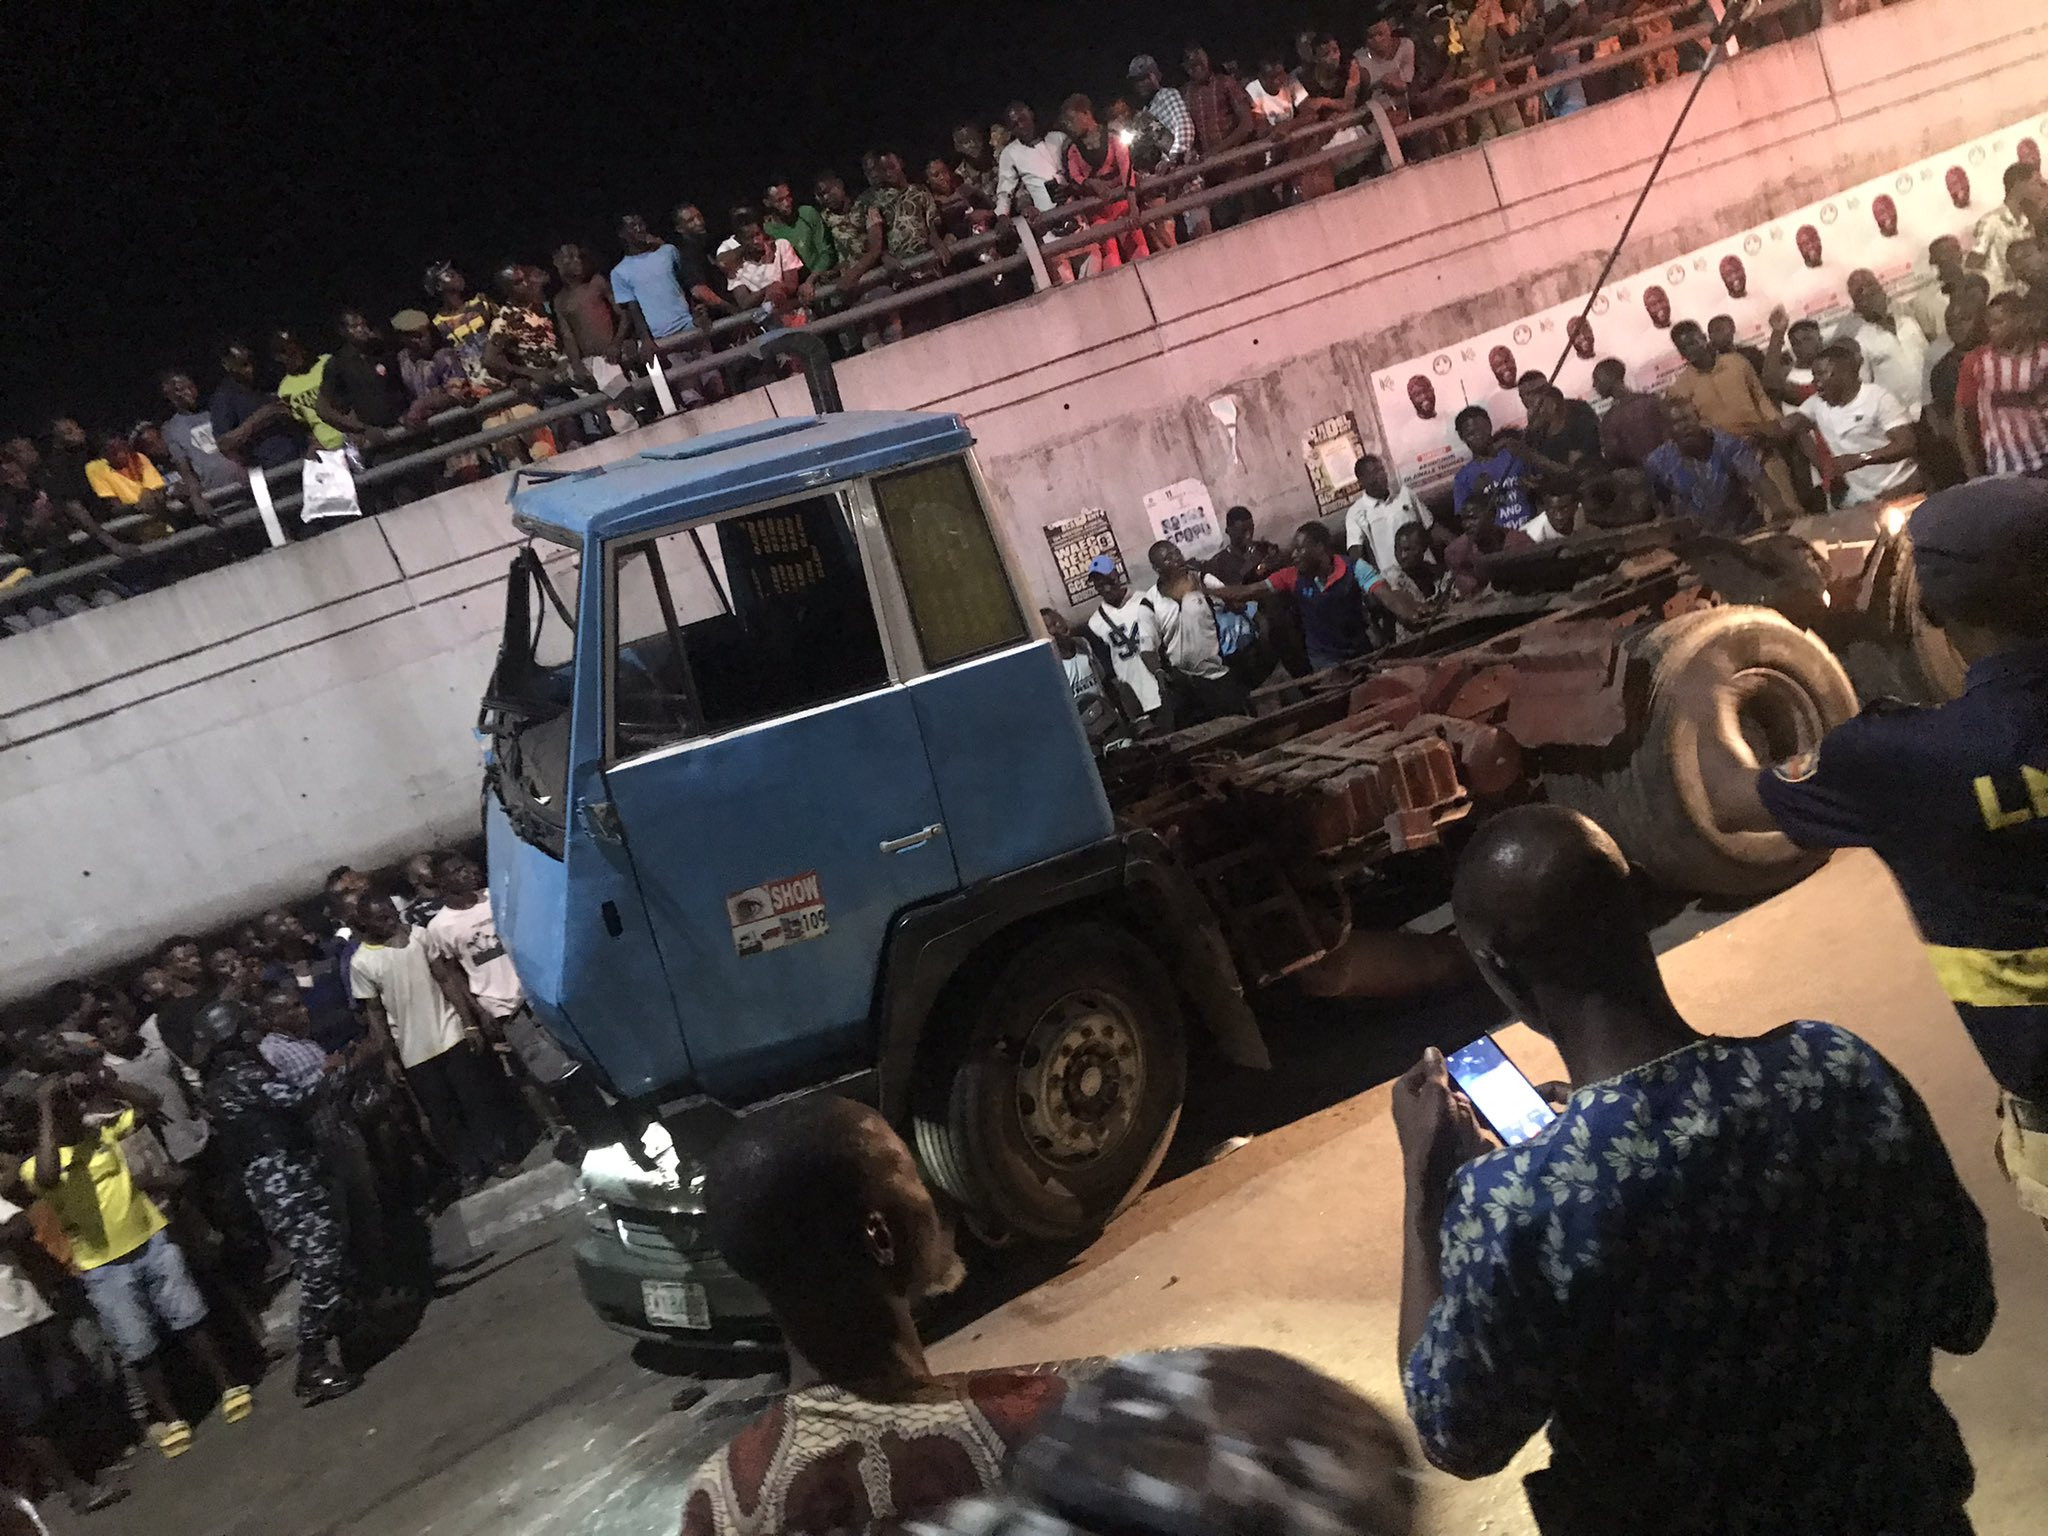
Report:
1545,607,1857,898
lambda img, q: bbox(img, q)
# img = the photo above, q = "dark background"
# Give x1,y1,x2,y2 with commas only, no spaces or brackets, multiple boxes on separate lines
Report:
2,1,1383,436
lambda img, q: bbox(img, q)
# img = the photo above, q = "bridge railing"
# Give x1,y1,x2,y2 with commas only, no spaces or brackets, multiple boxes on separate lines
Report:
1,0,1826,622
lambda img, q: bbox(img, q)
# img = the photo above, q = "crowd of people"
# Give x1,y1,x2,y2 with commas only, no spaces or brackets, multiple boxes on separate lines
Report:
0,846,576,1517
0,0,1859,633
1053,161,2048,736
651,473,2048,1536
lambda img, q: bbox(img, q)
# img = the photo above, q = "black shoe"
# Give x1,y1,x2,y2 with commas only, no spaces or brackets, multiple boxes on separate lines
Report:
297,1362,364,1407
71,1483,131,1515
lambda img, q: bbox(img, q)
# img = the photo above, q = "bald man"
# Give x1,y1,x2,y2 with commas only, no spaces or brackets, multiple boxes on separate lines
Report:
1394,806,1991,1536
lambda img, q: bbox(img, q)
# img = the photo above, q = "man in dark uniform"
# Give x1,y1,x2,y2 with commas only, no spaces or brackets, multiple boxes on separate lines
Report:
188,1001,363,1403
1746,477,2048,1230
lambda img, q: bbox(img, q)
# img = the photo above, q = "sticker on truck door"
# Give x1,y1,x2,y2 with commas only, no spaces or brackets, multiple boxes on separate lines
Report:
726,872,829,956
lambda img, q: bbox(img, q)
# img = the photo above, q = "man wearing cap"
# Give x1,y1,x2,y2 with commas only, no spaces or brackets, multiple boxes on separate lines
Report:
1730,479,2048,1232
1084,555,1171,731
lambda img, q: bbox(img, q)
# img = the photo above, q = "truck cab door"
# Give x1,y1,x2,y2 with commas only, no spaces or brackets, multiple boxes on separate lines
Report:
598,490,961,1100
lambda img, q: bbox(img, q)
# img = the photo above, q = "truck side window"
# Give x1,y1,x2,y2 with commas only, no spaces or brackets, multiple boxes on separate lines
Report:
872,458,1027,669
609,494,889,760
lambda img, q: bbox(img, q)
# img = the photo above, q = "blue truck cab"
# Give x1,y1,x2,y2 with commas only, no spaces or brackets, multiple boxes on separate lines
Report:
481,375,1262,1341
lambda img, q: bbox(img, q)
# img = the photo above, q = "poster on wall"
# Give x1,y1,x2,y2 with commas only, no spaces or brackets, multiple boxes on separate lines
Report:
1304,414,1369,514
1044,509,1124,601
1143,479,1224,560
1368,112,2048,493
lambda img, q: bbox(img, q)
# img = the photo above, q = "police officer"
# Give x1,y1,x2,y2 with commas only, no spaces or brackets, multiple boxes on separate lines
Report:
1746,477,2048,1230
189,1000,363,1403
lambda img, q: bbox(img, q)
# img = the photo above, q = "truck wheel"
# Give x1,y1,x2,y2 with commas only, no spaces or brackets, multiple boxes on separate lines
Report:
913,924,1187,1244
1545,607,1856,898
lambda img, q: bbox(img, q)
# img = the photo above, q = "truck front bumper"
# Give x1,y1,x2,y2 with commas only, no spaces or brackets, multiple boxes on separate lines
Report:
571,1210,781,1353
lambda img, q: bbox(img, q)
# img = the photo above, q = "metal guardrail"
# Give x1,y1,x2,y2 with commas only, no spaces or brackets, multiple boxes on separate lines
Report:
3,0,1822,618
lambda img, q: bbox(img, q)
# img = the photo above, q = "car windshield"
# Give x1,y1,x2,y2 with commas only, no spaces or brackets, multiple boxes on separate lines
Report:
484,541,580,857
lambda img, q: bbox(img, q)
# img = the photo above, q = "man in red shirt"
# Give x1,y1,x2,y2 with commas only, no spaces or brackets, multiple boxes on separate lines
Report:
1957,293,2048,479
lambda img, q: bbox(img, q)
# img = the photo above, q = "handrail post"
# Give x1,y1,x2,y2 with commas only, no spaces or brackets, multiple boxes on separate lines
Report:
1014,217,1055,293
1367,98,1406,170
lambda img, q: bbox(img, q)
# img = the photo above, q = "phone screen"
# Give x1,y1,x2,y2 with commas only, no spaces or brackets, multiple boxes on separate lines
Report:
1444,1035,1559,1146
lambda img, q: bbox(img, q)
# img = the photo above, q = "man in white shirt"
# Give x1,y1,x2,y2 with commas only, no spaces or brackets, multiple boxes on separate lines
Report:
1970,162,2047,297
1358,19,1417,102
1145,541,1250,724
1837,269,1931,415
1247,57,1308,126
993,102,1074,284
1343,454,1431,572
1084,556,1169,730
728,223,806,314
348,896,512,1189
427,854,576,1108
1790,345,1921,508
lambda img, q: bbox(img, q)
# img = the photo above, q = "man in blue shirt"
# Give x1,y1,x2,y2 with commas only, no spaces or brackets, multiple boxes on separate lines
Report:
208,342,306,472
1642,398,1800,533
1450,407,1537,532
1395,805,1992,1536
1744,477,2048,1230
611,212,700,359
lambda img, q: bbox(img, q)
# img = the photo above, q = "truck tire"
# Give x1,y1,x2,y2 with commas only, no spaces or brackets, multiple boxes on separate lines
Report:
913,923,1187,1244
1890,541,1967,702
1544,607,1856,898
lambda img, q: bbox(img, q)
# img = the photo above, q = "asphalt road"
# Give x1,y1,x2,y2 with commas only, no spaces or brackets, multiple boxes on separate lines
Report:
74,853,2046,1535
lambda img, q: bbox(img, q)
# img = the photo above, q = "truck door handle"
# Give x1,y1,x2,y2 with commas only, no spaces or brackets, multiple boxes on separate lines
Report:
879,823,945,854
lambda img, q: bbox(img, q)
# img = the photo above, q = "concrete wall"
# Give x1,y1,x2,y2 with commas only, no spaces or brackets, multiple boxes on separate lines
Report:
5,0,2044,1000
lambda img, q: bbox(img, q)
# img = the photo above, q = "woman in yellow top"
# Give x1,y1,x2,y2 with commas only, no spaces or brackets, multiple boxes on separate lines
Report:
81,435,166,506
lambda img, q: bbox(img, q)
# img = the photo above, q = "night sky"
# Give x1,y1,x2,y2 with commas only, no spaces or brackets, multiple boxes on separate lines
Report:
4,1,1373,436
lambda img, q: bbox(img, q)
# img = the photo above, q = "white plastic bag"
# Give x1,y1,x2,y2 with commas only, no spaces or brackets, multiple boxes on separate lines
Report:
300,448,364,523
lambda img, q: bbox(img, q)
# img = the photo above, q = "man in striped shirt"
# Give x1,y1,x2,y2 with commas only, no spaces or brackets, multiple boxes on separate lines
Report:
1956,293,2048,479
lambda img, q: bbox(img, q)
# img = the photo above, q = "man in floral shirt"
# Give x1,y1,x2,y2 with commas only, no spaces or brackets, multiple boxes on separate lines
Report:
1395,806,1993,1536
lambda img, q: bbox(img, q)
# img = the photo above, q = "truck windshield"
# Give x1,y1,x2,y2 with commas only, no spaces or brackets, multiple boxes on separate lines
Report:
484,543,580,857
609,492,889,761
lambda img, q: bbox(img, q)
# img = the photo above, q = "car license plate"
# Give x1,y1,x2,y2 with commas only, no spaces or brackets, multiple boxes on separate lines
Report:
641,1280,711,1330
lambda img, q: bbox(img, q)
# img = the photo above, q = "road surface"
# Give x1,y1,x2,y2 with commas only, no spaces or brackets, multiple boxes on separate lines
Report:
81,852,2048,1535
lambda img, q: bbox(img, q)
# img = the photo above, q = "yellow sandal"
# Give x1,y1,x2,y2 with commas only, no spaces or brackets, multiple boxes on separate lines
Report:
151,1420,194,1458
220,1384,255,1423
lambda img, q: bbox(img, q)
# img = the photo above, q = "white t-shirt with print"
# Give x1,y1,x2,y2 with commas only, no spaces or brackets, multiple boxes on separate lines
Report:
1247,79,1307,126
731,238,804,302
350,932,466,1068
1087,595,1163,714
1061,650,1105,708
1795,383,1916,506
426,898,526,1020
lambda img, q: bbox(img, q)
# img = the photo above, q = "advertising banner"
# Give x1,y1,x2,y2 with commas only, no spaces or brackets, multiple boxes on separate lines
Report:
1369,114,2047,491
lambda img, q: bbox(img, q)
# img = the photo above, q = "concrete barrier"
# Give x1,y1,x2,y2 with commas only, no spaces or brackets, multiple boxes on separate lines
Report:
4,0,2044,999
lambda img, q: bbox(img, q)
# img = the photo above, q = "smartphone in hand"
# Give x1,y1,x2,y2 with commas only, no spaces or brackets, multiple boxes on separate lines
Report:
1445,1034,1560,1146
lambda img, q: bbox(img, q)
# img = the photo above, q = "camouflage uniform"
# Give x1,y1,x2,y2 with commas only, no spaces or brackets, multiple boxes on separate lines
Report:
201,1052,350,1352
